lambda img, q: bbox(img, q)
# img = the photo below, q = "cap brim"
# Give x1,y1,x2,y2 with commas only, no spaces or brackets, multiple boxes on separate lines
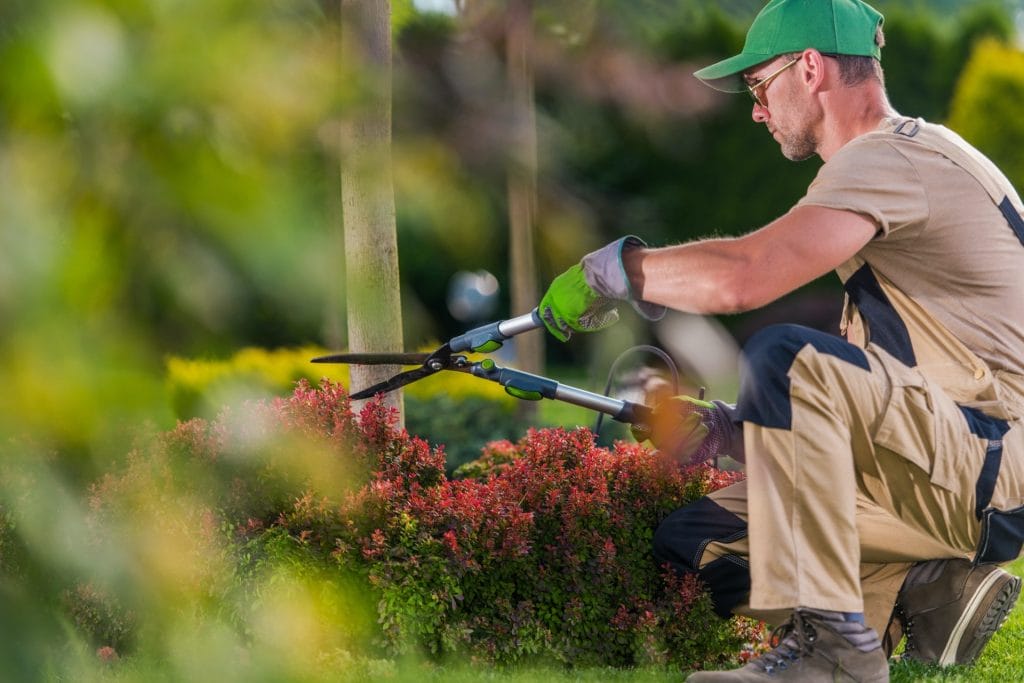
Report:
693,52,775,93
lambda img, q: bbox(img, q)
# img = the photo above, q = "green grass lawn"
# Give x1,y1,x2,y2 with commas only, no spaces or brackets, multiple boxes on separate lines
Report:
84,553,1024,683
400,558,1024,683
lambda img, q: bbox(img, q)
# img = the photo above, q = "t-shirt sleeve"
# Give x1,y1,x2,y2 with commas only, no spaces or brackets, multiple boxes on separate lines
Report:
796,136,929,240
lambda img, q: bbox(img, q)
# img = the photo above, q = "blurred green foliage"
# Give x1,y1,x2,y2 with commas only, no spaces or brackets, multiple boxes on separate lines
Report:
0,0,349,475
1,0,1023,680
948,38,1024,188
395,1,1016,353
1,1,1017,469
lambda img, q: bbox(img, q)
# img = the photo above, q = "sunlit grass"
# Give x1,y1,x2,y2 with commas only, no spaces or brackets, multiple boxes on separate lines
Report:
888,557,1024,683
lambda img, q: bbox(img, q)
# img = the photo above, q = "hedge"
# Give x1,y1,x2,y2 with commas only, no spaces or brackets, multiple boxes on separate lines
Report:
73,380,760,673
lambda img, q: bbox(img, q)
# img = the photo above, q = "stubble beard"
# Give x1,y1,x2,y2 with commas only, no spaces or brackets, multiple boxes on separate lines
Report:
772,98,819,161
777,125,818,161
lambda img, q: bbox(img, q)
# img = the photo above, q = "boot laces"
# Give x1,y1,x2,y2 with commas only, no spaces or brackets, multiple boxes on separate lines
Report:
897,604,917,653
752,611,818,675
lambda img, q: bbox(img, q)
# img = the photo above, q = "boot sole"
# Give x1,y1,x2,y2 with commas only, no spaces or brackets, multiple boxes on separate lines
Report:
939,570,1022,666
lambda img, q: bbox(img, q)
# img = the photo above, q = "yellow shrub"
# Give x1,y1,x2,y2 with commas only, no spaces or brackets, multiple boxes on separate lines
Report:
948,38,1024,188
166,345,515,420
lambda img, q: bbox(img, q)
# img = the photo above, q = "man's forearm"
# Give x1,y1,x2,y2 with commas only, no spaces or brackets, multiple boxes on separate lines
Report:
620,205,879,316
621,239,758,315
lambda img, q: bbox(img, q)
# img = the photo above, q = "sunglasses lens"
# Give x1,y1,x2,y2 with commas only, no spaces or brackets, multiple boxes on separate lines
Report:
749,87,764,108
746,57,798,109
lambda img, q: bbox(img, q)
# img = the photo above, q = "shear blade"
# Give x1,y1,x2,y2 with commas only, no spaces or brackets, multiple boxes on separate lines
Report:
311,352,430,365
349,366,438,400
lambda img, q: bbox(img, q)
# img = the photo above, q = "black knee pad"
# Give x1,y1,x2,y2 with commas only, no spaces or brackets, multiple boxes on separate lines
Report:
654,497,750,618
737,324,868,429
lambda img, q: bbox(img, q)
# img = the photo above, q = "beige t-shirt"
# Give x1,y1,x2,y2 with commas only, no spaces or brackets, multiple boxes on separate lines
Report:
796,117,1024,377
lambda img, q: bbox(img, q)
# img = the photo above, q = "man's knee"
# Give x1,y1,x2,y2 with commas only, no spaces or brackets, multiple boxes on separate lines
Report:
737,324,869,429
654,497,750,618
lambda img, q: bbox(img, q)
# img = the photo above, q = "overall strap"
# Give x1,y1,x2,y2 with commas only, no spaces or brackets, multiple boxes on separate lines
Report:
869,118,1024,246
872,121,1024,563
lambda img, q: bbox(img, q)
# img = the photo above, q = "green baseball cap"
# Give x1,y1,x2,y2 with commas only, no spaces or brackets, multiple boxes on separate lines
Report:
694,0,884,93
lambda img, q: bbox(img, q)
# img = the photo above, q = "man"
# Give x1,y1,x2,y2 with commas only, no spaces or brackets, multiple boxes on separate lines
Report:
538,0,1024,681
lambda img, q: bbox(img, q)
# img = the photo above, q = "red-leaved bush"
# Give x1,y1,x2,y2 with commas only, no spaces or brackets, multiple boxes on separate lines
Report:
84,380,761,670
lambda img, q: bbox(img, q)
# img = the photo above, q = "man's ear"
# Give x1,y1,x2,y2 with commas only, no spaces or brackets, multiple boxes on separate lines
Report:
800,49,829,93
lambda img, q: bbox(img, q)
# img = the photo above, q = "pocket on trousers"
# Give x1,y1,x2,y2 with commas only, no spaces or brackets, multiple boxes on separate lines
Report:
872,352,960,491
976,505,1024,565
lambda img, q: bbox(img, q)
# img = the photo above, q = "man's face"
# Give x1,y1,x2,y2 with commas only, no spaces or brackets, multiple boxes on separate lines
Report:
743,54,819,161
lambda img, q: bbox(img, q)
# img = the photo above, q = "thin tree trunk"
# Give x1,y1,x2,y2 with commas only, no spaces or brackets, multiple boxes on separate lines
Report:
506,0,543,421
340,0,404,422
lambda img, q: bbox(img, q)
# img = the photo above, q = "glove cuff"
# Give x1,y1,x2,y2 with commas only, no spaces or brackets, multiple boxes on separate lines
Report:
710,400,746,463
580,236,666,321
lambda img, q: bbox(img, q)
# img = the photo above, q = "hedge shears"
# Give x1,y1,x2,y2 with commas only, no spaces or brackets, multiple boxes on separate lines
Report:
311,308,656,435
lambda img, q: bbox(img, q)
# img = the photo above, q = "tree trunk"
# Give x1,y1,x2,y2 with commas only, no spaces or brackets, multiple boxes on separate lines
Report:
340,0,404,422
505,0,543,421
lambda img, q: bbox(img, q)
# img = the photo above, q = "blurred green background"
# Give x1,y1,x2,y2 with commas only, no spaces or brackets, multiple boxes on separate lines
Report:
4,0,1023,466
2,0,1024,679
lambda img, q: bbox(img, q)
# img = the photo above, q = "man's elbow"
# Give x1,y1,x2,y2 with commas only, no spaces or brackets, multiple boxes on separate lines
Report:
713,274,774,314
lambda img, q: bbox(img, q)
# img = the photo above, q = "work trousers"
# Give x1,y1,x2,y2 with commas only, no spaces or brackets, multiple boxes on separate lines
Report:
654,324,1024,635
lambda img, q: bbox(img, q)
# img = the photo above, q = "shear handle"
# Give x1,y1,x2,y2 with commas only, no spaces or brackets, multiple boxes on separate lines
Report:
449,309,542,354
470,360,654,428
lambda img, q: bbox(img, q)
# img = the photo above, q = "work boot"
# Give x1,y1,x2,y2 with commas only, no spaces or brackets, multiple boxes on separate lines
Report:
686,609,889,682
895,558,1021,666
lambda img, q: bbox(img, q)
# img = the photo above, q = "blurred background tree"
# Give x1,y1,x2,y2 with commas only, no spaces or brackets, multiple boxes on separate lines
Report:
339,0,405,419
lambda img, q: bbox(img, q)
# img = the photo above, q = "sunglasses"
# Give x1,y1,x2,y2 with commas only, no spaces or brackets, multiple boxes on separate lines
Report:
746,57,801,108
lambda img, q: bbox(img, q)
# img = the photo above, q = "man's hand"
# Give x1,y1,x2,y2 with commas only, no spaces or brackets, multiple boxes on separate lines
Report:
538,264,620,342
646,395,715,464
643,396,745,465
538,236,665,342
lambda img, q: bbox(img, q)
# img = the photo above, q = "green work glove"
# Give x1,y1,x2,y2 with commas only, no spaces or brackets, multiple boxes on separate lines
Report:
642,396,745,465
538,264,620,342
539,236,665,342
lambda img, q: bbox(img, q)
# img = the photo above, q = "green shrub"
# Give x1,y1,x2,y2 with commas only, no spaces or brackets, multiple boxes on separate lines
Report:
0,507,18,576
452,438,521,480
406,394,531,475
